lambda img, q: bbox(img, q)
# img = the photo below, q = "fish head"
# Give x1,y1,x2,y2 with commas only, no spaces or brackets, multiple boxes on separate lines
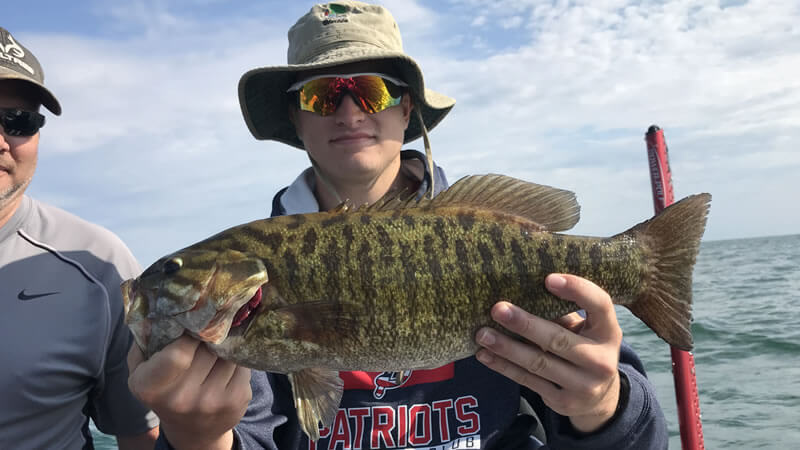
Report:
122,248,269,358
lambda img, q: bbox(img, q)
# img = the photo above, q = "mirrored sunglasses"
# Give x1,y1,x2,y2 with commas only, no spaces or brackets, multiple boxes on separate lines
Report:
287,73,408,116
0,108,46,137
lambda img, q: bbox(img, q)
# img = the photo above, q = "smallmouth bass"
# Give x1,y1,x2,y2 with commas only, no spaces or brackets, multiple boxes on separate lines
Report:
122,174,711,440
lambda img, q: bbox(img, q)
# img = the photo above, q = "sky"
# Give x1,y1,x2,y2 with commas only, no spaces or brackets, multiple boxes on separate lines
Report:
5,0,799,266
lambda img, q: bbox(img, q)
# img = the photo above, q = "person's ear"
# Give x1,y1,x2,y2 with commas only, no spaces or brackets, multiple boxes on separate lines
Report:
288,105,303,137
402,95,413,130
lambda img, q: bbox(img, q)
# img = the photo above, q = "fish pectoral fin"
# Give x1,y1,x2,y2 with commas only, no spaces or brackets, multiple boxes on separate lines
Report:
289,368,344,441
275,300,360,342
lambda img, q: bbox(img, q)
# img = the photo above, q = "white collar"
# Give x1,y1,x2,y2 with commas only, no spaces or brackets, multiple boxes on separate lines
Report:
280,168,321,215
279,157,429,215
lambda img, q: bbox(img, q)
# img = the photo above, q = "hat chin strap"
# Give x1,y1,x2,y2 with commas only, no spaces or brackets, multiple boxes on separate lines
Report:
415,108,435,200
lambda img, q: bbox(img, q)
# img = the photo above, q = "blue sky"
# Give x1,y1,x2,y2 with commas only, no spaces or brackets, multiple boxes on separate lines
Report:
5,0,799,265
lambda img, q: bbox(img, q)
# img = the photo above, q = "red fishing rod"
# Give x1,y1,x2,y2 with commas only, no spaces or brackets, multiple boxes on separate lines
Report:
645,125,705,450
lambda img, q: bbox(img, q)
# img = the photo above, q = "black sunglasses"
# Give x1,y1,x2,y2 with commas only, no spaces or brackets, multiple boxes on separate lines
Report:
0,108,46,137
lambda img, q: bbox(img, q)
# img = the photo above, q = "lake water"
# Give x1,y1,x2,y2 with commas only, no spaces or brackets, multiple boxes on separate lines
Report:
619,233,800,449
93,234,800,449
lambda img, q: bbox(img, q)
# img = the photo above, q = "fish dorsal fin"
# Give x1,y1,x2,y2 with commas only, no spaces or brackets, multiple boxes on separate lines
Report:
365,174,581,232
330,202,351,213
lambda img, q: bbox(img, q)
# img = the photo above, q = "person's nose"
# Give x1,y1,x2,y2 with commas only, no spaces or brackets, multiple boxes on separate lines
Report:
334,94,366,127
0,129,9,152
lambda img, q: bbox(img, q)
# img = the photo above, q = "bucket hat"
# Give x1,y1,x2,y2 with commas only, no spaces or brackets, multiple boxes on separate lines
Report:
238,0,454,150
0,27,61,115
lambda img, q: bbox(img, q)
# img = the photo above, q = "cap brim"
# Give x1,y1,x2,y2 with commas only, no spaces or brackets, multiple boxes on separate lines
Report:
238,47,454,150
0,68,61,115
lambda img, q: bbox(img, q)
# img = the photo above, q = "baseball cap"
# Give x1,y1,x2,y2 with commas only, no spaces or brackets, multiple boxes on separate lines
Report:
0,27,61,115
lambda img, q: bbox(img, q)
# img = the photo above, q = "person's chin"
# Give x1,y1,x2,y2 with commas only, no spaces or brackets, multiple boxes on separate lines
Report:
335,152,386,175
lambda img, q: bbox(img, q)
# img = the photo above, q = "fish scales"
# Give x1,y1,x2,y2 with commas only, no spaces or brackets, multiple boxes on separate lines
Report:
180,206,649,372
122,174,710,441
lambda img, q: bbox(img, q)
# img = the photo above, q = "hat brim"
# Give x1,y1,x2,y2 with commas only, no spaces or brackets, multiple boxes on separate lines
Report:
238,46,454,150
0,67,61,116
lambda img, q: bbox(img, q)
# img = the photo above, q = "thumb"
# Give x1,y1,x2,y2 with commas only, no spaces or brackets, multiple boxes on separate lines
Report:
127,342,145,374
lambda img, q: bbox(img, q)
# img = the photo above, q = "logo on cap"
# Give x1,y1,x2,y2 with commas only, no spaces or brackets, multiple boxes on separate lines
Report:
322,3,349,25
0,30,35,76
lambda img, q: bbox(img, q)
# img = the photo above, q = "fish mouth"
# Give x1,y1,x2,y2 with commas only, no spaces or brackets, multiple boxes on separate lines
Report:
227,283,266,337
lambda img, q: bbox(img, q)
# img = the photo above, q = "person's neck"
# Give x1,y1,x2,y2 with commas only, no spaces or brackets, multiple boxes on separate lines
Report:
0,195,23,230
315,160,416,211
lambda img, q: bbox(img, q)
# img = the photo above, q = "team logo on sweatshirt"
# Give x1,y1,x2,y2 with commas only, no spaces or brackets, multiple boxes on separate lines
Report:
341,364,455,399
373,371,413,399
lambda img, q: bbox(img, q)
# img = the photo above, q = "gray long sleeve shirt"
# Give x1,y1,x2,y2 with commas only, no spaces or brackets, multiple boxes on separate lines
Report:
0,196,158,449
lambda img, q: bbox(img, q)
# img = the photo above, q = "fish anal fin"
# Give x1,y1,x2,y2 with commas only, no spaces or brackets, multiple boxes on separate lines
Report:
289,368,344,441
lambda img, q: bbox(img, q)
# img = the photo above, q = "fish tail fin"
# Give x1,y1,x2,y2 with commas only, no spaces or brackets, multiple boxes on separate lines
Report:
620,193,711,351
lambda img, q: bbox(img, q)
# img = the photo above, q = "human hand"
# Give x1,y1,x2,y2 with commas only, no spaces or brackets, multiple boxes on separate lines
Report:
475,273,623,433
127,335,252,450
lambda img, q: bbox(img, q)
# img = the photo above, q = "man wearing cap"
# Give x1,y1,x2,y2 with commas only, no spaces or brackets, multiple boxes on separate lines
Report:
0,27,159,448
128,2,668,449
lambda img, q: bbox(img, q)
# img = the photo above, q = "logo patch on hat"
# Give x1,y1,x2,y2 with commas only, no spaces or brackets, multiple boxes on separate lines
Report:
0,30,35,76
322,3,349,25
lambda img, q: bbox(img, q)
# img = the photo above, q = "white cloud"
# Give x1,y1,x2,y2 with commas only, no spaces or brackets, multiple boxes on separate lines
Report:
411,1,799,152
373,0,439,35
400,0,799,242
471,15,488,27
500,16,523,29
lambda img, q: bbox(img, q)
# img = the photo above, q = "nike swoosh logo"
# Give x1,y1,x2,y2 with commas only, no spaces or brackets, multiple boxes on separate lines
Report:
18,290,60,301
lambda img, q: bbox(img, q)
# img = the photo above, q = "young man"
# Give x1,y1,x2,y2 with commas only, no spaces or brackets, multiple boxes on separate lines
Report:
128,2,668,449
0,27,159,448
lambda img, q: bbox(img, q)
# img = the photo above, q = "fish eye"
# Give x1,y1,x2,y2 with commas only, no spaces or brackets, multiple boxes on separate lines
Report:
163,258,183,275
